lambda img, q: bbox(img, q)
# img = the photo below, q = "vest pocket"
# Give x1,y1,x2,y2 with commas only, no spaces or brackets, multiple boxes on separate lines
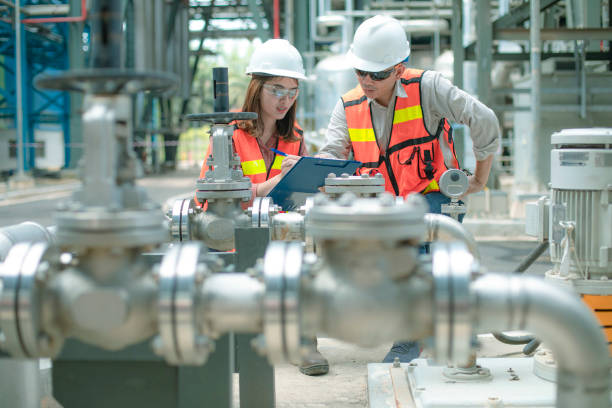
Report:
397,146,419,166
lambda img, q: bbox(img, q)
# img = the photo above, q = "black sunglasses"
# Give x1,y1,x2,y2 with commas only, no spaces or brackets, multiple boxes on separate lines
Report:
354,67,395,81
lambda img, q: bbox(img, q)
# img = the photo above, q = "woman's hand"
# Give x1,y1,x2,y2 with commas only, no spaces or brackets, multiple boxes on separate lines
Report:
280,154,300,176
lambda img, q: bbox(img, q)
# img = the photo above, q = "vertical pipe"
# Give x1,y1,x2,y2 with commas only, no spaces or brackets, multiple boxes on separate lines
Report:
475,0,491,106
451,0,463,88
579,41,587,118
284,0,293,43
530,0,541,190
451,0,464,166
318,0,326,16
273,0,280,38
15,0,25,177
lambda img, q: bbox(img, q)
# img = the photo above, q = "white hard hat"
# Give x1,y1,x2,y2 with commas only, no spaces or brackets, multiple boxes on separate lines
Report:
245,39,306,80
347,15,410,72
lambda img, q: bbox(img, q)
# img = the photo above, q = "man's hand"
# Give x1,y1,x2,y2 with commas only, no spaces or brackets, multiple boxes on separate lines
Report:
280,154,300,176
464,175,487,197
459,155,494,200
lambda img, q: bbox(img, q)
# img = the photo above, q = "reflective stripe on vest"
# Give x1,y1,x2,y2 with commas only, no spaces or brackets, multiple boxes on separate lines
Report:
233,126,302,183
241,159,267,176
342,69,459,197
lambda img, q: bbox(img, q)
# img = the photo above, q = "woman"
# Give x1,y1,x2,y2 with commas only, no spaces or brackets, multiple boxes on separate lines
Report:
198,39,308,203
197,40,328,377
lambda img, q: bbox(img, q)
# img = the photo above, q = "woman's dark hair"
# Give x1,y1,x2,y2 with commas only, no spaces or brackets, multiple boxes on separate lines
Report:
237,74,299,142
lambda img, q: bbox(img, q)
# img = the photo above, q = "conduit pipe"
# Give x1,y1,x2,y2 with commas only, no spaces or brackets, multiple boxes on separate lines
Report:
0,222,55,261
424,213,480,260
21,0,87,24
472,274,610,408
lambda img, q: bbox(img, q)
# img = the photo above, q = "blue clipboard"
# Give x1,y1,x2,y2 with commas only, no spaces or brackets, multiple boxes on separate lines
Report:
267,157,361,210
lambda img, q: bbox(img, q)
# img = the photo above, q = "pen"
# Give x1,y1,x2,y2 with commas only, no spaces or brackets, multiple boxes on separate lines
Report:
270,148,288,157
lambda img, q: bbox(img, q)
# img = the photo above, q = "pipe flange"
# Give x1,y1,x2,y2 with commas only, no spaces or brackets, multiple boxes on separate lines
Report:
249,197,279,228
431,242,474,366
324,173,385,197
196,180,252,191
54,208,169,247
306,192,427,241
324,173,385,186
0,242,61,358
263,242,303,365
158,243,212,365
171,199,194,242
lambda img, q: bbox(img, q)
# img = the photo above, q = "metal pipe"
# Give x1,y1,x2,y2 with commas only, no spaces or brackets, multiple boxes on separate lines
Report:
513,240,548,273
472,274,610,408
22,4,69,16
530,0,541,193
15,0,24,178
21,0,86,23
0,222,54,261
0,0,27,14
284,0,293,43
424,213,480,260
200,274,265,334
579,41,587,119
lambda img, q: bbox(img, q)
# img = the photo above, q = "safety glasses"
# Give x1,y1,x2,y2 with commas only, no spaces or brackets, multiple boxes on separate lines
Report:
263,84,299,99
354,66,395,81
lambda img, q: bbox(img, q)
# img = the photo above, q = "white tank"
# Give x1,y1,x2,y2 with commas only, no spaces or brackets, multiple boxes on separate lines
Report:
313,55,357,141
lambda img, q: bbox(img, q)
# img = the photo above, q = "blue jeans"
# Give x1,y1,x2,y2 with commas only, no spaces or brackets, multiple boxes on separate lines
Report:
382,192,464,363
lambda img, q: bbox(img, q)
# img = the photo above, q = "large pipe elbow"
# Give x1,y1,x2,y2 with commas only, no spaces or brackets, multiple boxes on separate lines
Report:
472,274,610,408
424,213,479,260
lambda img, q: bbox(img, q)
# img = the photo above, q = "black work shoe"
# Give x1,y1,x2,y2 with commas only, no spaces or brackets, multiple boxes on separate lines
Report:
299,349,329,376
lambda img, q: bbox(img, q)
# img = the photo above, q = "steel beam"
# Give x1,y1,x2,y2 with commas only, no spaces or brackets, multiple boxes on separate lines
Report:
496,28,612,41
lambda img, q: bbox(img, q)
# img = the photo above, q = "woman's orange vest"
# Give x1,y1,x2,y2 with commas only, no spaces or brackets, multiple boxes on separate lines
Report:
343,69,459,197
233,126,303,182
198,125,303,183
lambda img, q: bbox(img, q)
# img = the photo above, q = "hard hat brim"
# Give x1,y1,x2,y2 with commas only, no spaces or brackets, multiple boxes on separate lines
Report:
246,68,306,81
346,49,409,72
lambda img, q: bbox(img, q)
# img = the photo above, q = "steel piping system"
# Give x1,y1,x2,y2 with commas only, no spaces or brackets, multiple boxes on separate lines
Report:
472,274,610,408
424,212,480,260
0,191,609,408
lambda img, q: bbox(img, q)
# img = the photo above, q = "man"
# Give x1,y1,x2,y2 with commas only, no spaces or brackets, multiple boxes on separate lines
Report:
318,15,500,363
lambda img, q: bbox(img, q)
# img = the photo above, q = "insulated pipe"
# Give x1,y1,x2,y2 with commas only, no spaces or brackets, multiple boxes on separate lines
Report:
472,274,610,408
21,0,87,23
424,213,480,260
199,274,265,335
0,222,54,261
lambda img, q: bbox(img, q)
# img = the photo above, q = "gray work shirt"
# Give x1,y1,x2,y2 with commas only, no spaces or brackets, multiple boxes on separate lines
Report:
319,70,500,165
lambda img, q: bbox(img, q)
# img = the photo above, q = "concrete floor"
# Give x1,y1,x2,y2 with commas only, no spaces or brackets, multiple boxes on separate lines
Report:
0,169,552,407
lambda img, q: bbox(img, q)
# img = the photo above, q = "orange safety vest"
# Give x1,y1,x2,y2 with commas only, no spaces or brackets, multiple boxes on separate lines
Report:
343,69,459,197
198,124,303,189
232,125,303,183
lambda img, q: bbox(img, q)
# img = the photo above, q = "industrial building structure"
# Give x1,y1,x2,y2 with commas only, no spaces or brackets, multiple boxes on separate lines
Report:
0,1,611,407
